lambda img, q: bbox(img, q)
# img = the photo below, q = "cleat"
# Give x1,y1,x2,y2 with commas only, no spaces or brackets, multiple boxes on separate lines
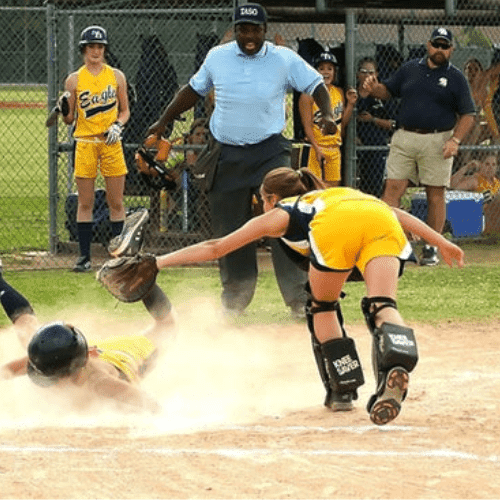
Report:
325,391,354,412
72,256,91,273
420,245,439,266
369,367,409,425
108,208,149,257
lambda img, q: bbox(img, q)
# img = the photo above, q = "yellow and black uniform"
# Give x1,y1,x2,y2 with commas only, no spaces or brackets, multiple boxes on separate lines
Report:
73,64,127,178
92,335,158,383
277,188,411,273
476,174,500,196
303,85,344,182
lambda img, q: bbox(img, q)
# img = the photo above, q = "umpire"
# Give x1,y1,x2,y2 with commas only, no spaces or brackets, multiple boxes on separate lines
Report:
147,3,336,317
364,27,475,266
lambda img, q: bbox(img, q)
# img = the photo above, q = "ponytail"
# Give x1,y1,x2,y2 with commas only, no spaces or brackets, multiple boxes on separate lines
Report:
262,167,326,199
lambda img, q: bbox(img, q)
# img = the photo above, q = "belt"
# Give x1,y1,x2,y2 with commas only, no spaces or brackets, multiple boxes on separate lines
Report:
401,126,453,134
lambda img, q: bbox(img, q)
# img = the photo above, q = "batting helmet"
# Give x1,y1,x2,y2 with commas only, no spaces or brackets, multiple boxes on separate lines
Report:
27,322,88,387
79,25,108,50
314,52,338,68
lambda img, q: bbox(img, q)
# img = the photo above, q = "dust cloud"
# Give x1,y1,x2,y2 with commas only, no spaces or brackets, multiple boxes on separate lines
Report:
0,297,321,436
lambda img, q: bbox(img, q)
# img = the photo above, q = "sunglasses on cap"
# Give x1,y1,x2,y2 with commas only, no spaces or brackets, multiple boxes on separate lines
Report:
430,40,451,50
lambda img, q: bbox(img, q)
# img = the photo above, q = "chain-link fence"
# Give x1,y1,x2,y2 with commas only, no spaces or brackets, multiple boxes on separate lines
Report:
1,0,500,270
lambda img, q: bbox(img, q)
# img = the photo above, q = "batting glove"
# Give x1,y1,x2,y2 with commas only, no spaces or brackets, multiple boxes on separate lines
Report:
105,121,123,145
58,91,70,117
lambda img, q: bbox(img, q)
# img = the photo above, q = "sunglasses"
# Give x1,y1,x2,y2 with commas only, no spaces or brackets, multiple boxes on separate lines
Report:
430,40,451,50
359,69,376,74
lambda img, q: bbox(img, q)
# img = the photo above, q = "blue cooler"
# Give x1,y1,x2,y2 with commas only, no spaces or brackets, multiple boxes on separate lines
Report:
410,191,484,237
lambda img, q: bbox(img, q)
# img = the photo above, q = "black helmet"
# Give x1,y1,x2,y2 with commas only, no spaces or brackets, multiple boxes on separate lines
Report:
79,25,108,49
27,322,88,387
314,52,338,68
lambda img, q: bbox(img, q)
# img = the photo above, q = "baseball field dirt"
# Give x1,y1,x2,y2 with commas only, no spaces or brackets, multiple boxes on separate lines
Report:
0,296,498,499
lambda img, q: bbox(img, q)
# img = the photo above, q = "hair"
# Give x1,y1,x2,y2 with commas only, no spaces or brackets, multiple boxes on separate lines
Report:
357,56,378,72
188,118,208,137
261,167,326,199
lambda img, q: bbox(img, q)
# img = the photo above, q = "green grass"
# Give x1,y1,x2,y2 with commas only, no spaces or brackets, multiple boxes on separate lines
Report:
1,256,498,328
0,85,47,103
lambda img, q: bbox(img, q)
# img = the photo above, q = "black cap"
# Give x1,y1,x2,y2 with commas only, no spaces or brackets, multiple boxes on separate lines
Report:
234,3,267,25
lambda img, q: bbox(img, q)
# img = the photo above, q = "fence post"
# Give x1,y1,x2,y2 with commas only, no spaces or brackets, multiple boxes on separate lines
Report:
46,1,59,254
345,9,357,188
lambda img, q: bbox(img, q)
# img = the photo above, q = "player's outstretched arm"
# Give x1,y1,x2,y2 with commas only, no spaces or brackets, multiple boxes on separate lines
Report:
156,208,290,269
393,208,465,268
0,356,28,381
84,364,161,413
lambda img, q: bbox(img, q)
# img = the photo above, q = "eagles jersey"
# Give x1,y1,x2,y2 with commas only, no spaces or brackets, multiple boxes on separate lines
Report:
92,335,157,383
311,85,344,148
74,64,119,138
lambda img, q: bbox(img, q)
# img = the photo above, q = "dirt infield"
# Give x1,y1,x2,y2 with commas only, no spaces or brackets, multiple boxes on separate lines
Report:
0,302,499,499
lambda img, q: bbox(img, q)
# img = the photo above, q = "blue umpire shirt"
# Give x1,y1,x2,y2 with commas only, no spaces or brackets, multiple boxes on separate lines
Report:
384,58,475,131
189,40,323,146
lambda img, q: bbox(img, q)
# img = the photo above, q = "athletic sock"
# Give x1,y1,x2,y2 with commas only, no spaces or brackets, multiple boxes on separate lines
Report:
142,284,172,321
111,220,124,238
77,221,93,260
0,274,34,322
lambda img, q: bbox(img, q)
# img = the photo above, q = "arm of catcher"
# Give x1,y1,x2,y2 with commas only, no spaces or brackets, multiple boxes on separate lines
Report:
156,208,290,269
393,207,465,268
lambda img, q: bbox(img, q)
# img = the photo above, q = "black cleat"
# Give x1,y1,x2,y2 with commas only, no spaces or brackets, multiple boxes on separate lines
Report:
72,256,91,273
325,391,354,412
368,367,409,425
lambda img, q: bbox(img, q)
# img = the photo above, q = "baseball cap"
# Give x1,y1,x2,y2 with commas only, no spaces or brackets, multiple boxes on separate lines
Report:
233,3,267,25
430,28,453,44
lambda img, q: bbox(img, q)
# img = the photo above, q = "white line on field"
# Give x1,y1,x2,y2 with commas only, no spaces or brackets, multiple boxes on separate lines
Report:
0,444,497,463
224,425,429,434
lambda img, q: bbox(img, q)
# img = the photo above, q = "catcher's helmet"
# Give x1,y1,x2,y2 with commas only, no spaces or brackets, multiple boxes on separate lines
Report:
314,52,338,68
79,25,108,49
27,322,88,387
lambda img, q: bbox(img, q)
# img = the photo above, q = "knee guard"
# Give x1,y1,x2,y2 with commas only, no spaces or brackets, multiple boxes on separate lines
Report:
361,296,419,376
307,287,364,403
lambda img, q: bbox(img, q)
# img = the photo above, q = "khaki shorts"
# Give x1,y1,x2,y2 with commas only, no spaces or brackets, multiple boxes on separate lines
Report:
309,197,409,274
74,139,128,179
386,129,453,187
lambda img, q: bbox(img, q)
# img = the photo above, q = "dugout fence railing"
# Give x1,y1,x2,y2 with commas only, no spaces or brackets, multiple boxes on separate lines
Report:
1,0,499,270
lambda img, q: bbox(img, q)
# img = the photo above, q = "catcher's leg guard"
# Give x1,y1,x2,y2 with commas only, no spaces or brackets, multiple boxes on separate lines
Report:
361,296,418,425
307,290,364,411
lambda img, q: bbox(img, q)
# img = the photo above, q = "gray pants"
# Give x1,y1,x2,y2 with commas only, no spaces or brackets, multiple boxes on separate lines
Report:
208,134,307,312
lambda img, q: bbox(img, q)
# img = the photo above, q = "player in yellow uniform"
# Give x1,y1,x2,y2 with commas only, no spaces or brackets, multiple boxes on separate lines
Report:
61,26,130,272
152,167,464,425
299,52,357,186
0,253,176,413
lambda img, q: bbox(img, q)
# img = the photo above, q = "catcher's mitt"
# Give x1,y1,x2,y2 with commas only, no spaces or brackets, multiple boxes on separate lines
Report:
96,254,159,303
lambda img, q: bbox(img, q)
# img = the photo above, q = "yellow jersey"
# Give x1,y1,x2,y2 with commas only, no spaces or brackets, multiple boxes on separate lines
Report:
310,85,344,148
92,335,157,383
74,64,119,138
476,174,500,196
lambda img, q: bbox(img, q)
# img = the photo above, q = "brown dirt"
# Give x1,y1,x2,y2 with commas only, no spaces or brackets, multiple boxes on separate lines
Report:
0,302,499,499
